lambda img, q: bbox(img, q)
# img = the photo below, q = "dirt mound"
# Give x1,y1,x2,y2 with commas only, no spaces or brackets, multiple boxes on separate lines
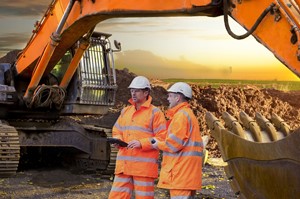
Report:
262,88,300,109
0,50,21,64
188,85,300,157
115,68,168,108
113,69,300,157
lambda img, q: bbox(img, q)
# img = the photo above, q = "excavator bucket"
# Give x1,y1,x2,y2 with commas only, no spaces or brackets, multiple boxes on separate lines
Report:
205,111,300,199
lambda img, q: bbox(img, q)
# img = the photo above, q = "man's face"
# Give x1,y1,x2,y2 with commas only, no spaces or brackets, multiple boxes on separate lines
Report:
130,89,148,103
167,93,179,108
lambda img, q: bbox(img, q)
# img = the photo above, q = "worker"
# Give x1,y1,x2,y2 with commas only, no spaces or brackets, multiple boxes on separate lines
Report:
151,82,203,198
108,76,167,199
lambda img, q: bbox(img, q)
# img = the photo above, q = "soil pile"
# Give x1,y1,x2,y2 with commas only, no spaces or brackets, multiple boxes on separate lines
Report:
114,68,169,108
188,85,300,157
114,69,300,157
0,50,21,64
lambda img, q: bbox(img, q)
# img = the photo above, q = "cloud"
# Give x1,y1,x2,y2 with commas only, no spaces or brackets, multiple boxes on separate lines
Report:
0,33,29,47
0,33,30,57
99,17,233,41
0,1,49,18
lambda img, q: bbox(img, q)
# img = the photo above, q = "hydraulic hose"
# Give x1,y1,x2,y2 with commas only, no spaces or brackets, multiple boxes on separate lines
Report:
223,0,276,40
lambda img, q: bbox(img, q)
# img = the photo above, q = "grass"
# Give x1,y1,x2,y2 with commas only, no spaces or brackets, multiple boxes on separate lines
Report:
162,79,300,91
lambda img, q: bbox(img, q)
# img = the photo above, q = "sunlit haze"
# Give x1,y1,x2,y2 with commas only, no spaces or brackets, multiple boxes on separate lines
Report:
0,1,299,81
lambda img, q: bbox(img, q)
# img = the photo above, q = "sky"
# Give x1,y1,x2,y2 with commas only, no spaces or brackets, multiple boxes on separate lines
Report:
0,1,299,81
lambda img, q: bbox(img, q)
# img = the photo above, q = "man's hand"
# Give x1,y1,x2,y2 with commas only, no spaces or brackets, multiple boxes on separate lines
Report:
127,140,141,149
112,143,121,149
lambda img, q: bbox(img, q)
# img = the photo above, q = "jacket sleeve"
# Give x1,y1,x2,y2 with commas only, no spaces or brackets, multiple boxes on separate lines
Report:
112,108,125,140
140,109,167,150
157,111,190,153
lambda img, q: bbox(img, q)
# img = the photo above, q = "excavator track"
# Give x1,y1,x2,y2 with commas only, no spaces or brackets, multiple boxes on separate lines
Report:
206,111,300,199
0,124,20,177
104,130,118,175
81,125,117,175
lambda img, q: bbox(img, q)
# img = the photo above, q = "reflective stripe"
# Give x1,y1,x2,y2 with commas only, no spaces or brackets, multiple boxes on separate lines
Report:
114,122,122,132
171,196,194,199
153,123,166,134
179,110,193,134
135,190,155,197
117,155,157,163
164,133,183,153
111,186,132,193
117,107,163,135
168,110,193,146
122,125,153,134
163,151,203,157
114,124,154,134
114,176,132,183
133,180,154,186
166,140,179,153
165,110,202,155
149,108,160,131
169,133,184,145
120,108,126,116
186,140,203,147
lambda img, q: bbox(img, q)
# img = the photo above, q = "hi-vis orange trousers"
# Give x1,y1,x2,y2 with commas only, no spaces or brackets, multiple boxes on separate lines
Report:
108,174,155,199
170,189,196,199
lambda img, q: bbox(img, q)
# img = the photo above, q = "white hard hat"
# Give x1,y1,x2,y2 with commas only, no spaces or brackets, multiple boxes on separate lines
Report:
128,76,151,89
167,82,192,99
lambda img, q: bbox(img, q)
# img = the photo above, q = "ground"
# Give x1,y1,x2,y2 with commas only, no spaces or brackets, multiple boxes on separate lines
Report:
0,160,236,199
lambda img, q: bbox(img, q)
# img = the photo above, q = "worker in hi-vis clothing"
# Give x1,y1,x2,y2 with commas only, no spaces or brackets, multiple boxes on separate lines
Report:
108,76,167,199
152,82,203,199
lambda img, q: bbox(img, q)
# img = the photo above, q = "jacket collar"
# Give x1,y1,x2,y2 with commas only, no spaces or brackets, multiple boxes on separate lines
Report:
166,102,189,119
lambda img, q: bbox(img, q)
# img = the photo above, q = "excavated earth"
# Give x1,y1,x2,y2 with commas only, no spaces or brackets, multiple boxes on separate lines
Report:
0,59,299,198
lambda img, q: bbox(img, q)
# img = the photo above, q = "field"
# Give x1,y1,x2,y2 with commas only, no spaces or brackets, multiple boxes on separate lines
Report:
162,79,300,91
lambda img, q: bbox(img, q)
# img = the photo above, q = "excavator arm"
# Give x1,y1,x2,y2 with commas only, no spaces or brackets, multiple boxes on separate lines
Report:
226,0,300,77
15,0,299,103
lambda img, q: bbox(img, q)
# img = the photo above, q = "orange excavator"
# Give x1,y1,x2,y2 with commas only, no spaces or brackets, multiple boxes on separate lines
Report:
0,0,299,198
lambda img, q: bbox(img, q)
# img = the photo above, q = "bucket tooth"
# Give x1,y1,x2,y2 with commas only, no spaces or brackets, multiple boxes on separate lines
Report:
239,111,262,142
255,112,277,141
271,113,290,136
222,112,246,139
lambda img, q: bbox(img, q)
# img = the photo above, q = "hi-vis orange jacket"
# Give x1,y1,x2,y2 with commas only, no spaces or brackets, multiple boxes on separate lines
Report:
112,96,167,178
157,102,203,190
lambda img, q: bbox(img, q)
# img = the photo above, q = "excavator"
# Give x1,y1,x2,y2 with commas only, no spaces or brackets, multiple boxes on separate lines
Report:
0,0,299,198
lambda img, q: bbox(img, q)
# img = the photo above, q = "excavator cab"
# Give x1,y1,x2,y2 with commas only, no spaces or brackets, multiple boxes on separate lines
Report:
54,32,118,115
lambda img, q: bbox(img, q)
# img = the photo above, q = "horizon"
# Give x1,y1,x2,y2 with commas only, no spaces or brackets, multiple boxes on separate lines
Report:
160,77,300,82
1,49,299,82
